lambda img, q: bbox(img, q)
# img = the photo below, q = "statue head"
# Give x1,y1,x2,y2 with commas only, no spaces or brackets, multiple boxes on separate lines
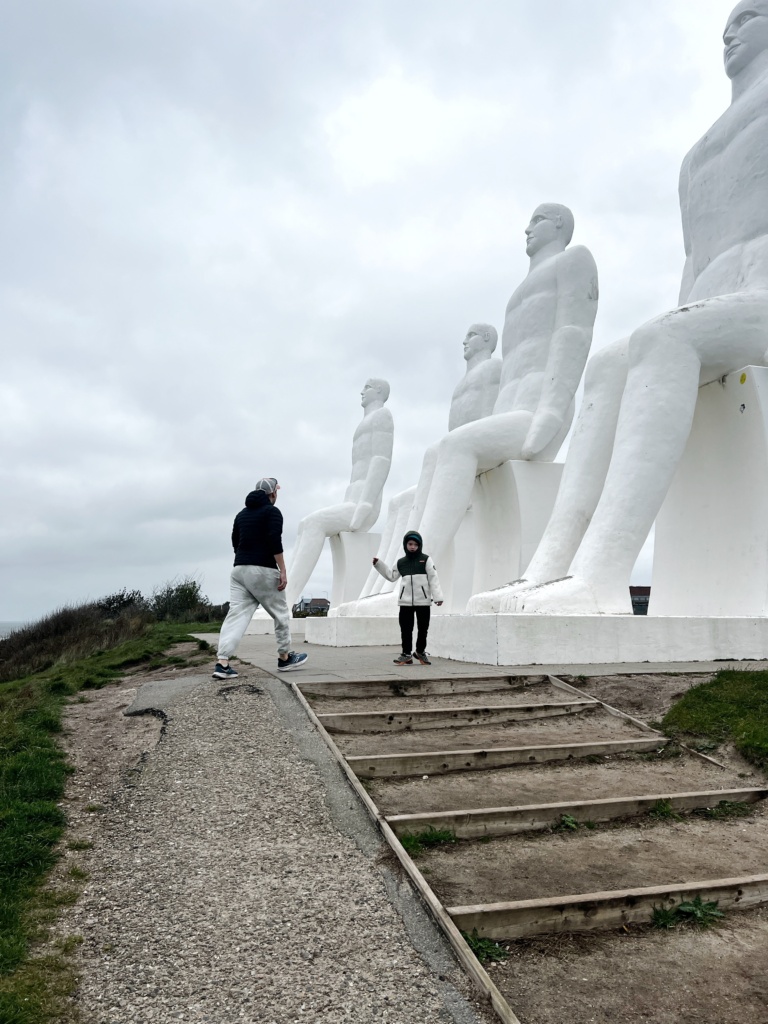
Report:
463,323,498,361
525,204,575,257
361,378,390,407
723,1,768,79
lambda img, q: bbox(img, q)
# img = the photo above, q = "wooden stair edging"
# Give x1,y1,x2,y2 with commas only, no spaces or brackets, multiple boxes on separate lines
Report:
386,787,768,838
317,699,598,734
296,675,547,701
286,679,524,1024
347,736,667,779
448,873,768,939
548,673,730,769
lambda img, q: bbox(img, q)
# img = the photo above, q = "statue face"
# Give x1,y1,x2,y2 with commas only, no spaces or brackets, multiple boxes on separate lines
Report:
360,380,379,407
462,327,487,361
723,2,768,78
525,208,560,257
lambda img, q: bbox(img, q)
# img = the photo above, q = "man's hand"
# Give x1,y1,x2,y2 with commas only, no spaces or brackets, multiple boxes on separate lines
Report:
522,408,562,460
277,572,287,591
372,557,379,565
350,501,373,532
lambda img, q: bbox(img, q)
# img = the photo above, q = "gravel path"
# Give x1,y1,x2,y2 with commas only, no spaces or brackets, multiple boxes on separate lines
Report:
59,666,494,1024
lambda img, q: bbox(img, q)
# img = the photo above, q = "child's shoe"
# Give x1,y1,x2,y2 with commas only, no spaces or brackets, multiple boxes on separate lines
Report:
393,652,413,665
413,651,431,665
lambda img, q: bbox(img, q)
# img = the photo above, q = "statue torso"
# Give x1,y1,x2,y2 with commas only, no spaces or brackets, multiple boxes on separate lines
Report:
346,407,393,500
448,359,501,430
685,72,768,297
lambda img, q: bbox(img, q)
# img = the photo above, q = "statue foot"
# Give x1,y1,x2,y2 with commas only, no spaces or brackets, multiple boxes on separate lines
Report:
467,579,533,614
503,576,633,615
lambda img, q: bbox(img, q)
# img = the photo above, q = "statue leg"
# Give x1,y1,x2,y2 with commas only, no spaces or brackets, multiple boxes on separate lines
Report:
419,415,530,566
406,443,439,531
286,505,354,608
518,291,768,613
467,341,629,613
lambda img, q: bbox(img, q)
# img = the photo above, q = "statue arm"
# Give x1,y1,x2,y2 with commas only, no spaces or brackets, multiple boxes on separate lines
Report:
350,410,394,530
522,250,599,459
677,154,694,305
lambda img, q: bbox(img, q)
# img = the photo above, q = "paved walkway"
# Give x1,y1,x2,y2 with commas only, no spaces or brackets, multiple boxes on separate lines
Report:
60,641,496,1024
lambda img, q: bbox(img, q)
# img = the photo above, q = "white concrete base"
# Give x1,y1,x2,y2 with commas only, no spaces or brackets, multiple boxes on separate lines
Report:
653,366,768,616
245,611,306,636
305,613,768,665
330,531,381,607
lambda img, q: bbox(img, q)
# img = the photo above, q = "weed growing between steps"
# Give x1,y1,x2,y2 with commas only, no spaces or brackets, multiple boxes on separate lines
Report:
662,670,768,769
462,929,509,964
0,608,221,1023
651,896,725,930
399,826,457,857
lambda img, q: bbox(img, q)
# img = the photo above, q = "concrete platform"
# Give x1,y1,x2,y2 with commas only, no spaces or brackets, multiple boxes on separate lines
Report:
303,614,768,667
194,630,768,682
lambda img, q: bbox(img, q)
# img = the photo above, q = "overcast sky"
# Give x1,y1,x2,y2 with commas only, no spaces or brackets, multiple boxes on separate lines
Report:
1,1,734,621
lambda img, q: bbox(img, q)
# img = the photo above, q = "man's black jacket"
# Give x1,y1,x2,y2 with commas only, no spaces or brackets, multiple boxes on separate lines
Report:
232,490,284,568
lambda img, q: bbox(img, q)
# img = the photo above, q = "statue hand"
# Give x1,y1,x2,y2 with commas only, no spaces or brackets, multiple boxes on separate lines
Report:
350,502,373,531
522,409,562,460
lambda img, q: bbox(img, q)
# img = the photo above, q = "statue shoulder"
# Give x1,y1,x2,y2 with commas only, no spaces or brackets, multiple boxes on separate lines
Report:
561,244,597,274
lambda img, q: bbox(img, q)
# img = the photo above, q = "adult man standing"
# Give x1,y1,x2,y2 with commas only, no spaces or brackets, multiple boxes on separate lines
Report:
415,205,598,569
213,478,308,678
284,379,394,609
472,0,768,615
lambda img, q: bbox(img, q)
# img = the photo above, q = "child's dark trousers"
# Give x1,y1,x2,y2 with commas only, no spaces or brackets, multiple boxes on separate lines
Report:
399,606,431,654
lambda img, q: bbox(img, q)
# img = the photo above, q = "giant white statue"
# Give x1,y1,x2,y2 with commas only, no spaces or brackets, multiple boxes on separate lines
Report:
357,324,500,603
414,205,599,570
284,379,394,609
470,0,768,616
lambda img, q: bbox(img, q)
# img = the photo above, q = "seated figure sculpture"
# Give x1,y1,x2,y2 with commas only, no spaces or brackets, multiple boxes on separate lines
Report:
470,0,768,616
357,324,500,603
412,205,599,573
284,379,393,609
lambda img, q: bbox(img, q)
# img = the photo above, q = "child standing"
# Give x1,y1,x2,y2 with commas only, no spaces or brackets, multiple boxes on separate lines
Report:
372,530,444,665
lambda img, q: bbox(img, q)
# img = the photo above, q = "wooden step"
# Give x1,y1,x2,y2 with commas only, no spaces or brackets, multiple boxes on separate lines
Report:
299,676,546,700
387,787,768,838
448,874,768,939
347,736,666,779
318,699,598,734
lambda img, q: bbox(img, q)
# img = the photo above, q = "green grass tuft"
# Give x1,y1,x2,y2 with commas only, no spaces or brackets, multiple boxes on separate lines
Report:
652,896,725,930
462,929,509,964
662,670,768,769
399,826,457,857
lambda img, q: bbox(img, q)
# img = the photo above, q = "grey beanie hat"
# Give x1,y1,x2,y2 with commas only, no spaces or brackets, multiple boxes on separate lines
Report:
254,477,279,494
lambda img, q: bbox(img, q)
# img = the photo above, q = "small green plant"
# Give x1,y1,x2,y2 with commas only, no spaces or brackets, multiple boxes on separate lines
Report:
648,720,664,731
66,839,93,851
84,803,105,813
696,800,752,820
649,799,683,822
553,813,580,832
67,865,89,881
462,929,509,964
399,826,457,856
652,895,725,930
55,934,84,954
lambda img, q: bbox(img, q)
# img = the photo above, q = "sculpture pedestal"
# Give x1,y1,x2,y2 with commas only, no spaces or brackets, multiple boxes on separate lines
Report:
652,366,768,616
305,613,768,665
330,532,381,608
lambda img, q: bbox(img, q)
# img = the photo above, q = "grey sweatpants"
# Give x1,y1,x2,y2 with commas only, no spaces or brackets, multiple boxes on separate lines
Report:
217,565,292,659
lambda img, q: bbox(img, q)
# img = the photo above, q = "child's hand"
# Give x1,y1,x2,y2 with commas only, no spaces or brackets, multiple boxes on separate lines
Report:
372,557,379,565
436,600,443,606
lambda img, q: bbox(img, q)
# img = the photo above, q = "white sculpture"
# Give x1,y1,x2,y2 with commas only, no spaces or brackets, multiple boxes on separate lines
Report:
471,0,768,616
285,379,393,608
358,325,500,602
415,205,599,569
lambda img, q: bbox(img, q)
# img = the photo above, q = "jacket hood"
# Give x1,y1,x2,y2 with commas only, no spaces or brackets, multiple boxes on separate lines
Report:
402,530,423,557
245,490,272,509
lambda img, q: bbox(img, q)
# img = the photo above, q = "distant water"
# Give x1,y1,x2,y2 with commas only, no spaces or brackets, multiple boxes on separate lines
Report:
0,622,26,640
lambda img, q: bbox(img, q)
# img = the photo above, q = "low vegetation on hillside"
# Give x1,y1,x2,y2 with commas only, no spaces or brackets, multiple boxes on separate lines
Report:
0,578,224,1023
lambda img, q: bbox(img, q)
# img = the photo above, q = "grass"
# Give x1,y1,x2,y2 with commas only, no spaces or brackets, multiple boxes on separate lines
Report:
462,929,509,964
648,799,683,822
551,814,597,833
694,800,753,820
0,598,222,1023
399,826,457,857
662,669,768,769
651,895,725,930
